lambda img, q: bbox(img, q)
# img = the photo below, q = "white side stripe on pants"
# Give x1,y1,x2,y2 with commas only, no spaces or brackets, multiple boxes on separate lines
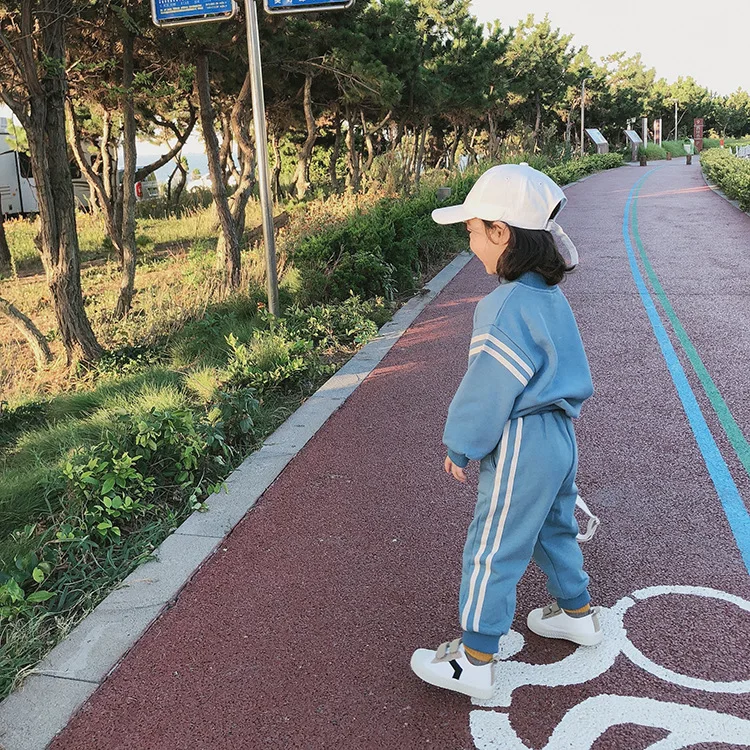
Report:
472,418,524,632
460,419,520,632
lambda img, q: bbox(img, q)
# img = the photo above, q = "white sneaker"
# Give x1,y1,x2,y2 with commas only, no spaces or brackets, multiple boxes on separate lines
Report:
527,602,603,646
410,638,494,699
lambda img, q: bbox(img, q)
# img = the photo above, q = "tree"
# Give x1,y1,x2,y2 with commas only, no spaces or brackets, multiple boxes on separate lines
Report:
504,15,576,150
0,0,102,362
66,4,197,318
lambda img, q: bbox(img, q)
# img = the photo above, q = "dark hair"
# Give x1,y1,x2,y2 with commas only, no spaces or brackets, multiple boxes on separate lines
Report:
484,202,571,286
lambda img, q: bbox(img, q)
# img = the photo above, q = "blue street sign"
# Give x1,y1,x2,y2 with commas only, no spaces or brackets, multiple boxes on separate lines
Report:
264,0,354,13
152,0,236,26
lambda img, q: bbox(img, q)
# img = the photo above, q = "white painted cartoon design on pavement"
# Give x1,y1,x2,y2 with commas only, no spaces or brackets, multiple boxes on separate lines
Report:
470,585,750,749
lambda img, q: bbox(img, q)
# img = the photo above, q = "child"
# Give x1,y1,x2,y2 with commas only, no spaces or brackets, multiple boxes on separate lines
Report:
410,164,601,700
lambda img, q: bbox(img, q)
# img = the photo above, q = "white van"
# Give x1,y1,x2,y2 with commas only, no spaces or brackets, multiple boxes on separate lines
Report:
1,117,91,216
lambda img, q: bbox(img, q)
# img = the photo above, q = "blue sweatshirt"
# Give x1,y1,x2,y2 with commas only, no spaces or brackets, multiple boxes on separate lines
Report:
444,271,593,468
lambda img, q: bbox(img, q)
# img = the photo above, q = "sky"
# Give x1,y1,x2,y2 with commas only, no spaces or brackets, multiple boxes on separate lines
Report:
470,0,749,97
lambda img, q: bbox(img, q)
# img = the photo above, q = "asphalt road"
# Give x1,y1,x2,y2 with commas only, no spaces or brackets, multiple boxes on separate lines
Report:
51,160,750,750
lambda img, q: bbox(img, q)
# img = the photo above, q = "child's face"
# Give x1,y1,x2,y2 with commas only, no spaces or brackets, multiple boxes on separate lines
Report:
465,219,511,275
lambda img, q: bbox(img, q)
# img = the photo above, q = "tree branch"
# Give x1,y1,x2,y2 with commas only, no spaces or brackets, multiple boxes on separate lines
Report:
136,105,197,181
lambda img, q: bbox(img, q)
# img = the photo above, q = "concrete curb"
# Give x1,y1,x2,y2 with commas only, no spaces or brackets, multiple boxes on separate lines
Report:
0,250,473,750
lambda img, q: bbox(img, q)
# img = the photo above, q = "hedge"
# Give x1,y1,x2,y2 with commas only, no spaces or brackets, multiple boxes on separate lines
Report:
293,153,624,304
701,148,750,211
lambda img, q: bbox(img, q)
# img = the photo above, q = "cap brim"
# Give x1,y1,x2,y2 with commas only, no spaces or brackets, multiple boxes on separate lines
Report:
431,204,472,225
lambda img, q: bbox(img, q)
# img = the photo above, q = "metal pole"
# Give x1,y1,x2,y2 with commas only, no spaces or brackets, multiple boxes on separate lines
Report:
580,79,585,158
244,0,279,316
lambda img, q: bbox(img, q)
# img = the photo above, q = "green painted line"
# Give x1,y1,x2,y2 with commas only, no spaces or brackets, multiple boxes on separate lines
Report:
631,179,750,478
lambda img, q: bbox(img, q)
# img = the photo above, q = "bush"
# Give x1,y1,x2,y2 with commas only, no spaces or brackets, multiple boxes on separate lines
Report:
542,153,623,187
701,148,750,211
637,143,669,160
291,176,472,304
291,156,622,304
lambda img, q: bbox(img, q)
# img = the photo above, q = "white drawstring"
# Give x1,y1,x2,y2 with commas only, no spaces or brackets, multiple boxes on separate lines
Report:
546,220,579,269
575,495,600,543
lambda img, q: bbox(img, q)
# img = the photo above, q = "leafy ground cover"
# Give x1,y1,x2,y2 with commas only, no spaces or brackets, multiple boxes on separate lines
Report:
0,153,624,697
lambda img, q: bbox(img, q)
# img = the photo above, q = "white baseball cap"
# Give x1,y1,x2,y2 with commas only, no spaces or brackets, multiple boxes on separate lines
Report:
432,163,578,267
431,163,566,230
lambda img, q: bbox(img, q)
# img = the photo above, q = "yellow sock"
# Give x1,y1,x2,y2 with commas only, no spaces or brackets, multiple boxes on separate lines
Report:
463,645,493,665
563,603,591,618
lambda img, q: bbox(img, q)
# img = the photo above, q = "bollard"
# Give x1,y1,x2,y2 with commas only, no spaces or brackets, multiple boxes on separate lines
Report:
639,155,648,167
666,151,672,161
686,154,692,165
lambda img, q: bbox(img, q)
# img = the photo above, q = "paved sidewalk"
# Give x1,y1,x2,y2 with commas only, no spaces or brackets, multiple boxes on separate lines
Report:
21,161,750,748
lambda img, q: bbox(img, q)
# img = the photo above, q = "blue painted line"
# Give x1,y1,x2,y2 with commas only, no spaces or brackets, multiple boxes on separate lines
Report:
623,170,750,574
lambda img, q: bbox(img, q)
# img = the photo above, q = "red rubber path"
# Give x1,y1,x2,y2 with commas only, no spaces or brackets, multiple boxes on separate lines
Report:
51,161,750,749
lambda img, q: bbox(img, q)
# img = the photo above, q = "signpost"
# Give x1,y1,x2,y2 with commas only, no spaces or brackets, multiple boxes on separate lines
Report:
654,118,662,147
152,0,355,316
265,0,353,11
624,129,643,163
151,0,236,26
584,128,608,154
693,117,704,153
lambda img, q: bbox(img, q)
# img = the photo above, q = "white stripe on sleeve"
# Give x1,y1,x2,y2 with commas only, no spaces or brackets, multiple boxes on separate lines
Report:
469,345,529,386
470,334,534,378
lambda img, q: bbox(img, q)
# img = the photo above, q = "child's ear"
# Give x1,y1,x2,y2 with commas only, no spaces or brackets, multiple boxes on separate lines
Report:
489,221,511,247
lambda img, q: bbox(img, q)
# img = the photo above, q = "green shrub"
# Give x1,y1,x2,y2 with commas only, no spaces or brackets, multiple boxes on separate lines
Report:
282,296,387,349
701,148,750,211
291,155,621,304
638,143,668,160
225,330,322,395
662,140,691,157
292,177,471,305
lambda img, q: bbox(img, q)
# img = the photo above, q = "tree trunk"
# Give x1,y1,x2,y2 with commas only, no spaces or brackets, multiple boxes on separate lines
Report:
173,160,187,206
0,295,52,368
216,71,256,261
329,113,342,193
533,91,542,149
195,53,240,293
0,211,11,274
294,73,318,199
114,30,138,320
167,157,187,206
67,100,125,262
463,127,478,165
360,110,375,174
389,121,404,153
19,0,102,363
345,106,360,193
228,70,256,242
487,114,500,160
449,124,461,169
414,121,428,187
270,127,282,203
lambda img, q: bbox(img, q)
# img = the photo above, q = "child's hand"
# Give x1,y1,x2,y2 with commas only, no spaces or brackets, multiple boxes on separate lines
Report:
444,456,466,483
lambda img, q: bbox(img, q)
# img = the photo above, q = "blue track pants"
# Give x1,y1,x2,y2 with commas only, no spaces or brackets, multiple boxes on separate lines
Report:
460,412,591,654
